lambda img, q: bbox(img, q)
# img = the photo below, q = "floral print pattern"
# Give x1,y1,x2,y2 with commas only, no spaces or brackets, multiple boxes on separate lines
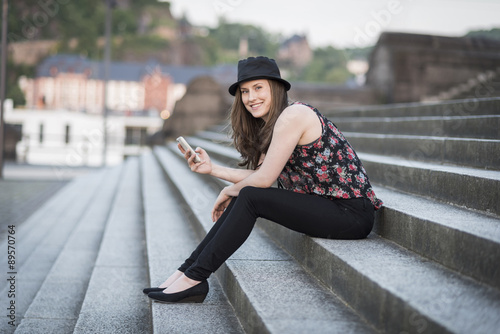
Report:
278,102,383,210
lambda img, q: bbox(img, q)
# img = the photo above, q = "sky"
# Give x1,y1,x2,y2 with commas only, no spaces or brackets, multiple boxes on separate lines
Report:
163,0,500,48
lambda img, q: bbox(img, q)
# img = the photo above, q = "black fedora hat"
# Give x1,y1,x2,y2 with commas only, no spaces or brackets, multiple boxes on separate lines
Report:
228,56,291,96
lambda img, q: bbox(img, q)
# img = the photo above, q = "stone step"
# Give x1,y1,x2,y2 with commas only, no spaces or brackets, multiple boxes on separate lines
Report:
444,79,500,102
325,97,500,118
195,130,500,171
0,170,108,334
196,130,232,147
0,174,98,292
140,151,245,334
188,136,500,288
372,186,500,290
358,153,500,217
206,123,230,134
343,132,500,170
14,165,123,334
331,115,500,139
188,136,500,217
451,87,500,101
154,145,377,334
156,144,500,334
73,158,151,334
189,135,241,168
258,220,500,334
198,98,500,140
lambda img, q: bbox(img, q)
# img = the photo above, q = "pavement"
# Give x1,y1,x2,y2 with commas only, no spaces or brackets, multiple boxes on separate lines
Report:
0,161,101,241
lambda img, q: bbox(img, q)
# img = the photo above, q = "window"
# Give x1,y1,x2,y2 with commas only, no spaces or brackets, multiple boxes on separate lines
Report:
125,127,147,146
65,125,71,144
39,123,44,144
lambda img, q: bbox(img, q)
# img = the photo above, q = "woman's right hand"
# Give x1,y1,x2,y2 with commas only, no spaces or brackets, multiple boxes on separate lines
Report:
178,144,212,175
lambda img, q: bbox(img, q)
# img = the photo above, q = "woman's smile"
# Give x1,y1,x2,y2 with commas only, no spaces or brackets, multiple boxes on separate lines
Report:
250,102,263,110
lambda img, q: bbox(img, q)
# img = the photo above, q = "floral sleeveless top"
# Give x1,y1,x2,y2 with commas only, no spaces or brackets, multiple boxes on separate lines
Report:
278,102,383,210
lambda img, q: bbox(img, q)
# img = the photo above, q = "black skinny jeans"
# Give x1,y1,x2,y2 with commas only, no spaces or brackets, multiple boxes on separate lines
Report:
179,186,375,281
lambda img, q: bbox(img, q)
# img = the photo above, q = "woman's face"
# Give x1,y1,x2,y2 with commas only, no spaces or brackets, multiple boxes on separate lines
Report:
240,79,272,121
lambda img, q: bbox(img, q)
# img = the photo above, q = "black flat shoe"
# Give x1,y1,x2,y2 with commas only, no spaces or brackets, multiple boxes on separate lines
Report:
143,287,166,295
148,280,209,303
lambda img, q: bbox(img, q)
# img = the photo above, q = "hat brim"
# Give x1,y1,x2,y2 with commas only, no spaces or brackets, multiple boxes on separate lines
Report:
228,76,291,96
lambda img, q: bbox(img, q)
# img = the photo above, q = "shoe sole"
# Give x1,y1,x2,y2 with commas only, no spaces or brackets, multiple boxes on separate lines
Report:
151,294,207,304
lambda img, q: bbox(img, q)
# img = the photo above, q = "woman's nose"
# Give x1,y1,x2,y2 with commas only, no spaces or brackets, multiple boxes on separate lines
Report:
248,90,255,101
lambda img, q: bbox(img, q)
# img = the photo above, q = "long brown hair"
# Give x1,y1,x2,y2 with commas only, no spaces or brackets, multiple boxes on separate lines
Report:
230,79,290,169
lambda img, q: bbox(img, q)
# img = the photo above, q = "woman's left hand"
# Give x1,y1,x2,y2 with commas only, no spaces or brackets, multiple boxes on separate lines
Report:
211,187,232,222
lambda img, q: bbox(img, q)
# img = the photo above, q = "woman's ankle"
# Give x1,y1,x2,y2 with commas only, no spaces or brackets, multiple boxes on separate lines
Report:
164,274,201,293
159,270,183,288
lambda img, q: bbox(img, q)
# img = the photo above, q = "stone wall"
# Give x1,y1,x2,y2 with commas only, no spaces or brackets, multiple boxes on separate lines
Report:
162,76,232,139
289,83,380,112
366,32,500,103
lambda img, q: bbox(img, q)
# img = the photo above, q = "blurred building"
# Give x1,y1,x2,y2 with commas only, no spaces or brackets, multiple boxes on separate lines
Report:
19,54,213,115
278,34,313,69
3,98,163,166
347,59,369,86
6,54,230,166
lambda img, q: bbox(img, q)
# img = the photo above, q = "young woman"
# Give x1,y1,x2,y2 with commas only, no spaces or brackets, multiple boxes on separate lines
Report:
145,56,383,303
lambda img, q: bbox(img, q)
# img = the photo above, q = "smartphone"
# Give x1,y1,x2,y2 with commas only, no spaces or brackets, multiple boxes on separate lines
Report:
176,136,201,163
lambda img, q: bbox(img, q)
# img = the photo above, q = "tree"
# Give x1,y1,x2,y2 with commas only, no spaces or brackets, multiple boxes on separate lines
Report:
57,0,105,58
5,60,34,106
465,28,500,41
6,0,61,43
208,19,280,58
298,46,352,84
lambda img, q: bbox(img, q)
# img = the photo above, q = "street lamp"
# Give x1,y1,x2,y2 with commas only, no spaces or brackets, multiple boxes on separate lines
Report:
102,0,115,166
0,0,8,179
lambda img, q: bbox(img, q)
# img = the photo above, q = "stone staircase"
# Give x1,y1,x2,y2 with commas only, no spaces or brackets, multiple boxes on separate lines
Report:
1,97,499,333
422,67,500,102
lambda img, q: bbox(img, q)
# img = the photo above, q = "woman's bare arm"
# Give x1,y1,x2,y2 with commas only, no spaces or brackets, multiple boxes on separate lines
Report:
211,104,320,221
183,146,264,184
209,164,255,183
